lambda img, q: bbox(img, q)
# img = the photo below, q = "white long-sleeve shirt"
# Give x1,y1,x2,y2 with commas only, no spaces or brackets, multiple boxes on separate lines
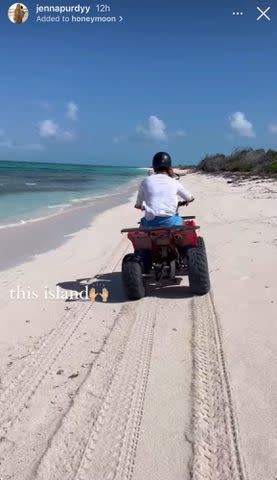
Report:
135,173,193,220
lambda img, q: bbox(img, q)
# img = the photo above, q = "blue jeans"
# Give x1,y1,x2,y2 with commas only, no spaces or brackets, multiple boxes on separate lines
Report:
140,214,182,227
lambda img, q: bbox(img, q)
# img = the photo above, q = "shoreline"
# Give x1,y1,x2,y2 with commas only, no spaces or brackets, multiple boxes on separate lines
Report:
0,178,140,230
0,161,145,231
0,182,138,272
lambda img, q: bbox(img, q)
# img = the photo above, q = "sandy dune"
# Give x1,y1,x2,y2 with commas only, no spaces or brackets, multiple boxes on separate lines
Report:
0,173,276,480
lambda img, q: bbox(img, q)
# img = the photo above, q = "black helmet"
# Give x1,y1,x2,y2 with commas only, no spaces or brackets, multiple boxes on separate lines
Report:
152,152,172,170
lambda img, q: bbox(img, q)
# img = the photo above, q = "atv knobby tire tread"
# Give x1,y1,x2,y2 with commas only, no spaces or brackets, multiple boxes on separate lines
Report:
198,236,206,250
187,236,210,295
122,254,145,300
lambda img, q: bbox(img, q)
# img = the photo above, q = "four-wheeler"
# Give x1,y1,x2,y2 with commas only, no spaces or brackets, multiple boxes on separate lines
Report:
121,202,210,300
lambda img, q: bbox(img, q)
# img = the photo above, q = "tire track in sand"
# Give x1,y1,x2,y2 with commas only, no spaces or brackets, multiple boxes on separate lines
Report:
0,238,129,436
33,297,156,480
191,293,247,480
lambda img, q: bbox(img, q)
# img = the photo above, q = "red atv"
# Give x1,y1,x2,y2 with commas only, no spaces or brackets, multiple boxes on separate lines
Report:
121,202,210,300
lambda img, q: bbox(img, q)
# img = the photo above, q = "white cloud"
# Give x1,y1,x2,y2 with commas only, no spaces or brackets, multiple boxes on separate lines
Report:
61,131,75,141
0,129,10,148
136,115,168,141
0,129,43,150
19,143,45,151
174,130,186,138
39,119,74,141
114,115,186,143
229,112,255,138
113,135,126,144
66,101,78,121
39,120,59,139
269,124,277,134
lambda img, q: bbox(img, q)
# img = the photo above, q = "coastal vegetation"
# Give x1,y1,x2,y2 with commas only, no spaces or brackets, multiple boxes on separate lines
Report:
177,149,277,176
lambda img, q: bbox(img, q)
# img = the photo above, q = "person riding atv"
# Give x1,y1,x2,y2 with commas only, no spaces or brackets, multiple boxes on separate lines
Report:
135,152,194,227
121,153,210,299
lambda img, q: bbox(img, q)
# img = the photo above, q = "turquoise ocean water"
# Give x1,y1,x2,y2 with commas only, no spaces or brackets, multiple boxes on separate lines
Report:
0,161,145,227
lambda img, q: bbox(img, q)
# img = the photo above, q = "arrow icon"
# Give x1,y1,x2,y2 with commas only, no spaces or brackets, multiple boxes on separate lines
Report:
119,16,123,22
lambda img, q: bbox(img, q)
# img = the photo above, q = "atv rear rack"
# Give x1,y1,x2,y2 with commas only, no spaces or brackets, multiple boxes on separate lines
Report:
121,225,199,233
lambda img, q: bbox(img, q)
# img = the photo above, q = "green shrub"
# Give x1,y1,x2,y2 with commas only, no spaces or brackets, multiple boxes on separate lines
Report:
265,161,277,174
197,149,277,176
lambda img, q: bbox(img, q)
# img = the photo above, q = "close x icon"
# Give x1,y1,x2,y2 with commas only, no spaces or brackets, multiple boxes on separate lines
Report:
257,6,271,21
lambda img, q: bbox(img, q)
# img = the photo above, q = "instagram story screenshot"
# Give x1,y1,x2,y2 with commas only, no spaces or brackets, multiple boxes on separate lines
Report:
0,1,276,479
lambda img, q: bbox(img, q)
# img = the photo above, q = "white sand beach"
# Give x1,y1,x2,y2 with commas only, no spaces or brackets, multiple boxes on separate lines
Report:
0,172,276,480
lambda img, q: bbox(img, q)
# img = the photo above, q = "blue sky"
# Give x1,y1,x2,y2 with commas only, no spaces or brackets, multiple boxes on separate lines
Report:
0,0,276,166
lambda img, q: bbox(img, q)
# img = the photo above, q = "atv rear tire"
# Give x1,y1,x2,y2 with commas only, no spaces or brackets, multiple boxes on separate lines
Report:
122,254,145,300
187,237,210,295
135,249,152,274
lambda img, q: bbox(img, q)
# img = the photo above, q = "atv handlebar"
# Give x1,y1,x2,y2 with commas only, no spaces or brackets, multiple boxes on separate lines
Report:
173,172,180,180
135,200,192,211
